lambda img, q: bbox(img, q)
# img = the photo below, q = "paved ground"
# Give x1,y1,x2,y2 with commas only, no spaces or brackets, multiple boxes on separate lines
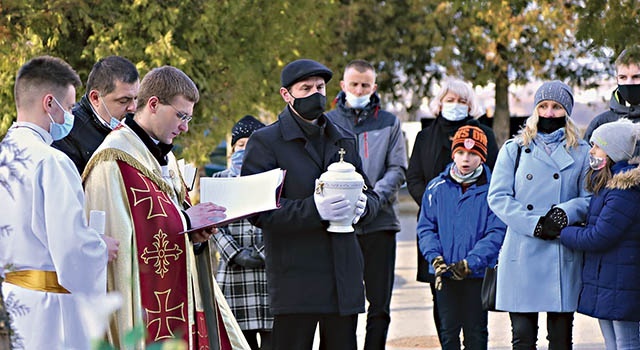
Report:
349,190,605,350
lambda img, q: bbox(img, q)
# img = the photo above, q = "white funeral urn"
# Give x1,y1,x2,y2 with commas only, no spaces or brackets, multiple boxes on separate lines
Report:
315,148,365,233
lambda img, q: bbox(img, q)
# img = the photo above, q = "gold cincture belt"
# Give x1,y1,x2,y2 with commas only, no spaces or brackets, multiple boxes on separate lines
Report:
4,270,70,294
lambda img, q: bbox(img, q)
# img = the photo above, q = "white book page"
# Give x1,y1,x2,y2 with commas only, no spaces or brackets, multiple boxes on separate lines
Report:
199,168,285,225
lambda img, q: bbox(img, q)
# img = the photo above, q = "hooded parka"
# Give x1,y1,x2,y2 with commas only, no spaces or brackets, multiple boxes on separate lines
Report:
583,90,640,142
561,161,640,321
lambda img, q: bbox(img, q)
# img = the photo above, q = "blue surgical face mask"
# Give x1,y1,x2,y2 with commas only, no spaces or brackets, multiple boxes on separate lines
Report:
441,102,469,121
229,149,245,176
48,97,74,141
109,116,121,129
100,97,121,129
345,92,371,109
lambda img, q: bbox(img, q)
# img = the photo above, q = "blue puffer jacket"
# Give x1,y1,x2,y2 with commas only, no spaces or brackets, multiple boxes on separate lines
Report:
561,160,640,321
417,163,506,278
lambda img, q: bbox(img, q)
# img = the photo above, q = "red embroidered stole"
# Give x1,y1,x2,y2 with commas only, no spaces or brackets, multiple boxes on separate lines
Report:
118,161,195,345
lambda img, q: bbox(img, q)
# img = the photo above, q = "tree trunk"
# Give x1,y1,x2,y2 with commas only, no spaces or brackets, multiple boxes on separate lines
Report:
493,69,511,148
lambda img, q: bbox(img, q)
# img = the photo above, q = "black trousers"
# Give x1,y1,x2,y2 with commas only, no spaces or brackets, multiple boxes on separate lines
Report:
358,230,397,350
242,330,272,350
431,280,443,342
509,311,574,350
436,278,488,350
271,313,358,350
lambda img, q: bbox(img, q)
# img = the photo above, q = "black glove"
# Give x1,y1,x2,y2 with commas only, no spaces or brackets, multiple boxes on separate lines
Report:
534,207,568,240
449,259,470,280
431,256,447,291
431,256,448,277
232,248,265,268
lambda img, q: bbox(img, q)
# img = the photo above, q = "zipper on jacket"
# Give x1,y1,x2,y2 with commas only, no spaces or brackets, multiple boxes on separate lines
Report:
363,132,369,158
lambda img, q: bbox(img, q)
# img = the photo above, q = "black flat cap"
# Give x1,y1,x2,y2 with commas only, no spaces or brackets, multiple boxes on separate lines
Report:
280,59,333,88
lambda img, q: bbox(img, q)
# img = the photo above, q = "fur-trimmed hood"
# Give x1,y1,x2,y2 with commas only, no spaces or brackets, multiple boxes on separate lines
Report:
607,157,640,190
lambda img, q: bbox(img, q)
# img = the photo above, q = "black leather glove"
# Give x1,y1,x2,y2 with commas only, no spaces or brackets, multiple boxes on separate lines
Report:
534,207,568,240
232,248,265,268
431,256,448,277
432,256,447,291
449,259,470,280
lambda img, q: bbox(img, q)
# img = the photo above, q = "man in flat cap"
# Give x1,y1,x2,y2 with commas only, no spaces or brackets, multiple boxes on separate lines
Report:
242,58,380,349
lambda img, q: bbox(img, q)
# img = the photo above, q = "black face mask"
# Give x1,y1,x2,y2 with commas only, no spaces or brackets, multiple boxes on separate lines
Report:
618,84,640,105
537,116,566,134
290,92,326,121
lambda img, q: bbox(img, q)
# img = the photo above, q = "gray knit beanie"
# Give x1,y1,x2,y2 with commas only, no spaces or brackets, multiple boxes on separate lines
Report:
590,118,640,163
534,80,574,116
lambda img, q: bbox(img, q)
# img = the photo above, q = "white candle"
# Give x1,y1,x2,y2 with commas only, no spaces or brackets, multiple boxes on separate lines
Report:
89,210,106,235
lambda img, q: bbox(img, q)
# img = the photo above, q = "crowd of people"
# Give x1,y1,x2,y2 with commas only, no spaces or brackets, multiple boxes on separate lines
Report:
0,44,639,350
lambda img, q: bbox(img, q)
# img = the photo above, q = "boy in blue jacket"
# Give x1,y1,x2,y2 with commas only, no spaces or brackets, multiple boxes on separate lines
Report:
417,125,506,349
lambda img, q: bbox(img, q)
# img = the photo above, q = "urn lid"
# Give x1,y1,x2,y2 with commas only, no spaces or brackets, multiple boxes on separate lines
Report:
319,148,364,182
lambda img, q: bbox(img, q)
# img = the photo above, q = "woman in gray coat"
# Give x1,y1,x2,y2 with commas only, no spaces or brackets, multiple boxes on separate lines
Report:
487,81,591,349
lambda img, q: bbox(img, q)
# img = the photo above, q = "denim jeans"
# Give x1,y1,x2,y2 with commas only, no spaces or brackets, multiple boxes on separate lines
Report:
598,319,640,350
436,278,488,350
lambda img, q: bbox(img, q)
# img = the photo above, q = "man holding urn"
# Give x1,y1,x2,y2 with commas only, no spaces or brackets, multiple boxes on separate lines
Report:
241,58,380,350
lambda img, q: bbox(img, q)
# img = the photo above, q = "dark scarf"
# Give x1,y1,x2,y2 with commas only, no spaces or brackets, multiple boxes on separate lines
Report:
124,115,173,166
424,116,476,174
290,107,329,161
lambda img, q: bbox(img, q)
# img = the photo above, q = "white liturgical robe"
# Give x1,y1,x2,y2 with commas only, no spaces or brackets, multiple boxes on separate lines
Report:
0,122,108,350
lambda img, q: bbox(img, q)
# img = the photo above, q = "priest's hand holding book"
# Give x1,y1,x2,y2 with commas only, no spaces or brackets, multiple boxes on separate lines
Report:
185,202,227,242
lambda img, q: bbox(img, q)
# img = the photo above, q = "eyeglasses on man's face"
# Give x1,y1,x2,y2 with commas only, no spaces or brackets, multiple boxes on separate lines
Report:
162,101,193,123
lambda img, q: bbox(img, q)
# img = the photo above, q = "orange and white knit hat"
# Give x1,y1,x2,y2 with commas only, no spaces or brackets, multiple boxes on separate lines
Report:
451,125,488,162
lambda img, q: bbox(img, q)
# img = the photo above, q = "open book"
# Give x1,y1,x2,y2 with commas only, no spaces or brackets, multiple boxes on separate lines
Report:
181,168,286,234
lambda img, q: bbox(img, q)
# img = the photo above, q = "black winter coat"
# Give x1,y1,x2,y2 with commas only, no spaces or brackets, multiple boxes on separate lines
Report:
52,95,112,174
242,107,380,315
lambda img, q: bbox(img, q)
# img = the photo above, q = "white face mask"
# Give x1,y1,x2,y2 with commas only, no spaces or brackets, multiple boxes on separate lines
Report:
345,92,371,109
589,154,607,170
441,102,469,121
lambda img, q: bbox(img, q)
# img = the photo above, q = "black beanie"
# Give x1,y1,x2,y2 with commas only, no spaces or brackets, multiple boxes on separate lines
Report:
231,115,265,146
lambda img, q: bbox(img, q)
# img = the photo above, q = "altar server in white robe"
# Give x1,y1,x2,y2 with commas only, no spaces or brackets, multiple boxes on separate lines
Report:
0,56,119,350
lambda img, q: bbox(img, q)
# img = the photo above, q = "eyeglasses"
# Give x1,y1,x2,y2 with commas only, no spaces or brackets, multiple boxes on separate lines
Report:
164,102,193,123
